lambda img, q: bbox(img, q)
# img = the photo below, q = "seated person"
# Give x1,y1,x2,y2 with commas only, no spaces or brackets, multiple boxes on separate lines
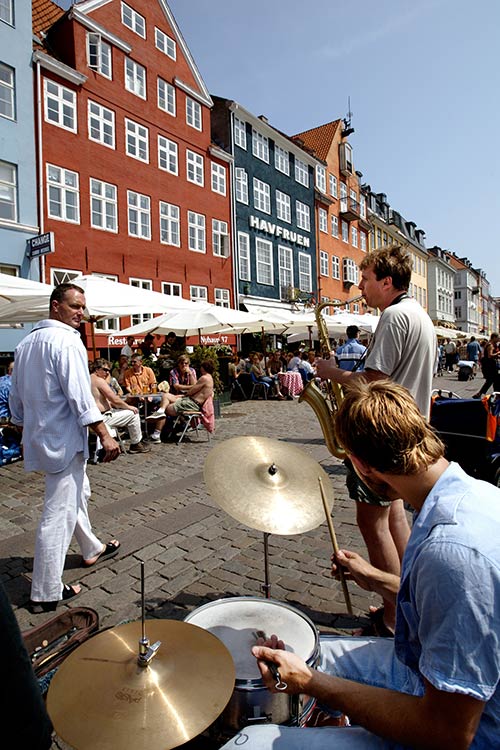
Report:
298,351,315,383
228,351,243,381
286,350,302,372
120,336,135,359
91,359,150,453
147,361,214,430
0,361,14,424
113,354,130,389
220,380,500,750
123,354,158,395
250,354,284,399
169,355,197,394
159,331,178,359
137,333,157,360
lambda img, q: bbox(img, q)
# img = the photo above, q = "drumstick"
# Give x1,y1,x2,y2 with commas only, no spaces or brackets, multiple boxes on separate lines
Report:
318,477,353,615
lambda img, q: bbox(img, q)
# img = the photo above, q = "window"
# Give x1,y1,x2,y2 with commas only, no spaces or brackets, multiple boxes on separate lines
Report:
159,201,180,246
275,145,289,175
316,165,326,193
157,77,175,115
186,150,204,186
212,219,229,257
298,252,312,292
340,182,347,212
162,281,182,297
44,79,76,132
190,285,207,303
320,250,328,276
124,58,146,99
332,255,340,279
0,161,16,221
331,215,338,238
376,228,382,247
238,232,250,281
318,207,327,233
87,33,112,78
47,164,79,223
0,63,15,120
88,101,115,148
276,190,291,223
127,191,150,239
253,178,271,214
256,238,273,285
125,119,149,162
343,257,358,285
359,194,366,219
341,220,349,243
93,273,119,331
90,178,117,232
295,157,309,187
252,129,269,162
296,201,310,231
0,263,17,276
188,211,206,252
360,231,367,252
329,173,338,198
235,168,248,204
130,278,152,326
121,2,145,37
0,0,13,25
51,268,81,286
215,288,230,308
211,162,226,195
158,135,178,174
186,97,202,130
234,117,247,149
351,225,358,248
155,28,176,59
279,245,293,294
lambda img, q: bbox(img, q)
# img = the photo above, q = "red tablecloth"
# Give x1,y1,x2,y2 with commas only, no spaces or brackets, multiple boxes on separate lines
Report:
278,372,303,397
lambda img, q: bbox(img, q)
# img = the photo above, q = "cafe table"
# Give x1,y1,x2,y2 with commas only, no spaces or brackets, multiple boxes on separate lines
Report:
277,371,304,397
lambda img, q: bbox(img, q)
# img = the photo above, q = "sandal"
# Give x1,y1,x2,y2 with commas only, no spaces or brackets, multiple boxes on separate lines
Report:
29,584,81,614
82,540,120,568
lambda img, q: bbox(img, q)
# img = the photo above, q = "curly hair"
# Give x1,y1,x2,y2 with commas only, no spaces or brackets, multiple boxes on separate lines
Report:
359,244,412,291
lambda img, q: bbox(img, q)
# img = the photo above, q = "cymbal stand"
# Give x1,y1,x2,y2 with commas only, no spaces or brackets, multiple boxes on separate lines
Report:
138,562,161,667
262,532,271,599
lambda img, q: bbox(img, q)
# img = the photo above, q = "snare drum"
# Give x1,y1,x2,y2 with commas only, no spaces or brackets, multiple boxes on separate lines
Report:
184,597,320,735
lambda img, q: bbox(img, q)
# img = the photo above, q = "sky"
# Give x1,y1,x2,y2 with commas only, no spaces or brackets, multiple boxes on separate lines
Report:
59,1,500,295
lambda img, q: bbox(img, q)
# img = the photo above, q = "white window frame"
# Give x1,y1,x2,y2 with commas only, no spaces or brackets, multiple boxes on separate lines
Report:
212,219,229,257
211,162,226,195
331,214,339,238
187,210,206,253
0,0,14,26
341,220,349,243
157,77,175,116
214,288,230,308
351,225,358,248
296,200,310,231
360,194,366,219
93,273,119,331
87,33,112,78
316,164,326,193
130,278,152,326
274,145,290,175
155,27,176,59
252,129,269,162
90,178,117,233
0,62,15,120
186,97,202,130
253,177,271,214
124,58,146,99
278,245,293,294
127,190,151,240
256,237,273,286
44,79,76,132
298,252,312,292
360,230,367,252
234,117,247,149
50,268,82,286
332,255,340,280
158,135,178,174
121,2,145,38
46,164,80,224
295,157,309,187
125,118,149,163
235,168,248,204
340,181,348,212
238,232,250,281
320,250,328,277
0,160,17,222
276,190,291,223
159,201,180,247
318,207,328,233
88,100,115,149
329,173,338,198
190,285,208,303
186,149,204,186
162,281,182,297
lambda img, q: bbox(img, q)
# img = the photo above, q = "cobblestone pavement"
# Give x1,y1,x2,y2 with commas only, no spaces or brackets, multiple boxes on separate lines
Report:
0,370,481,748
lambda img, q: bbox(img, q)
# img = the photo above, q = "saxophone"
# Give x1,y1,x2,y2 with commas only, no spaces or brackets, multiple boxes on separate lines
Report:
298,295,365,459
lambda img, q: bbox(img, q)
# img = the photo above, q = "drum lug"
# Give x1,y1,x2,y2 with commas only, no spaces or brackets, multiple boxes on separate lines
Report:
246,713,273,725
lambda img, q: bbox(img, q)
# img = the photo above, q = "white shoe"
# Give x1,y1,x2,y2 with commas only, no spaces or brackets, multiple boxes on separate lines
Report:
149,433,161,443
147,408,166,420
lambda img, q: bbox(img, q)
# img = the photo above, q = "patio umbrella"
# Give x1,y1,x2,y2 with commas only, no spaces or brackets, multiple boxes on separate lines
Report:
286,311,380,344
0,272,54,324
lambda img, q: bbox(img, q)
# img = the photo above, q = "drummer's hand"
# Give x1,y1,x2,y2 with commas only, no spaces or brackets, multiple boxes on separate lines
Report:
331,549,378,592
252,645,313,695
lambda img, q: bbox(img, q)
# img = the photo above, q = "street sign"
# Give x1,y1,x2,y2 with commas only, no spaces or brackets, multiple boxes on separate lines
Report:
27,232,55,258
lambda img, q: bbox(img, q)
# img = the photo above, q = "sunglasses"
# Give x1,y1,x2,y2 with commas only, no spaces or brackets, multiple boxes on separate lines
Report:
100,367,111,373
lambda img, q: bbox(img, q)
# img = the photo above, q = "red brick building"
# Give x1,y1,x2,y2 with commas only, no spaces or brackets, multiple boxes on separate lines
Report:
32,0,233,351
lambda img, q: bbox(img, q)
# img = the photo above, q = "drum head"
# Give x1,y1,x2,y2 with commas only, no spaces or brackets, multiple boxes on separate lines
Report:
185,597,317,681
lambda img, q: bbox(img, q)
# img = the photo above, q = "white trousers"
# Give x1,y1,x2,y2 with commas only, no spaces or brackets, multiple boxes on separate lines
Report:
31,452,103,602
103,409,142,444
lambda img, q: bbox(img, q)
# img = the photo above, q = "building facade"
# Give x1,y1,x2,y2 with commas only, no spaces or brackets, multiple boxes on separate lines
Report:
448,253,480,334
426,246,455,328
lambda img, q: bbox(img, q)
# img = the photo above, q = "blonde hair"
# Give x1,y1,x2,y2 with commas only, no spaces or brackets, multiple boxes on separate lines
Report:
336,380,444,475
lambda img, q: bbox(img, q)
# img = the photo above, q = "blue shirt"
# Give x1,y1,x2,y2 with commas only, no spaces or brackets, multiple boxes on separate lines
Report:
335,338,366,371
395,462,500,747
467,341,481,362
0,374,11,418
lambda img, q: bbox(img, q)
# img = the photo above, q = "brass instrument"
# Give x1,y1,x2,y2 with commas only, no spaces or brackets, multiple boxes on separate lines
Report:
298,295,365,459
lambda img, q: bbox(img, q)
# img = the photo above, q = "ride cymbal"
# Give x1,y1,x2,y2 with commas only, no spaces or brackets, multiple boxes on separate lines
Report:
46,620,235,750
204,436,334,534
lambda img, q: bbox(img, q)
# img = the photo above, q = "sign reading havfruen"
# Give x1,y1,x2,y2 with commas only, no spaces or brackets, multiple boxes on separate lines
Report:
249,216,310,247
27,232,55,258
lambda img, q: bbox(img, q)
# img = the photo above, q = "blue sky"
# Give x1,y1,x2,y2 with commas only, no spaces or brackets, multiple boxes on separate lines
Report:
59,1,500,295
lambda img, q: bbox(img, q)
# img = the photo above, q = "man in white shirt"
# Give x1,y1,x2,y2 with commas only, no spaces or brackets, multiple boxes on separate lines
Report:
9,283,121,613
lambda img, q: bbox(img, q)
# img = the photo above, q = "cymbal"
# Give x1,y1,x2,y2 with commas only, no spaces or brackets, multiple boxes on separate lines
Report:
46,620,235,750
204,436,334,535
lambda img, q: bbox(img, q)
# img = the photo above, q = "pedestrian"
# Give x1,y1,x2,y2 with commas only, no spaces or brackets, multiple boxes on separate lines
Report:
473,332,500,398
335,325,367,372
9,283,121,614
316,244,436,635
444,337,457,372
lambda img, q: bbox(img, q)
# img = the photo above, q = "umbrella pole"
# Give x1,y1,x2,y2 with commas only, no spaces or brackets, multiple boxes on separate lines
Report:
90,319,97,360
308,325,312,349
261,327,268,369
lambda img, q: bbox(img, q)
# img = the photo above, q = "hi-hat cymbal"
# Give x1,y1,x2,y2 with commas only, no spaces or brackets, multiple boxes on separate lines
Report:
46,620,235,750
204,436,334,535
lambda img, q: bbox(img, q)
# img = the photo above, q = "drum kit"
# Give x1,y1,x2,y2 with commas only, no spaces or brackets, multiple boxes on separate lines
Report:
47,436,351,748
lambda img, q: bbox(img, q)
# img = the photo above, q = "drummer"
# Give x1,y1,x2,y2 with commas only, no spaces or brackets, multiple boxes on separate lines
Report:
220,381,500,749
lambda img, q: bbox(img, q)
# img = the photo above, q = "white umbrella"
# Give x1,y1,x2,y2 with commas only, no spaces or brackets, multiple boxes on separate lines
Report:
286,312,379,344
0,272,54,325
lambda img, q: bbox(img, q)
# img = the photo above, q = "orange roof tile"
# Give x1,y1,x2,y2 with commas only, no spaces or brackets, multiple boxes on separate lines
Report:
293,120,342,162
32,0,65,39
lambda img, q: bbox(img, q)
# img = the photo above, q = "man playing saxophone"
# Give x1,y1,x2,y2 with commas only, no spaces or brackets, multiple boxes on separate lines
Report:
315,244,436,635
